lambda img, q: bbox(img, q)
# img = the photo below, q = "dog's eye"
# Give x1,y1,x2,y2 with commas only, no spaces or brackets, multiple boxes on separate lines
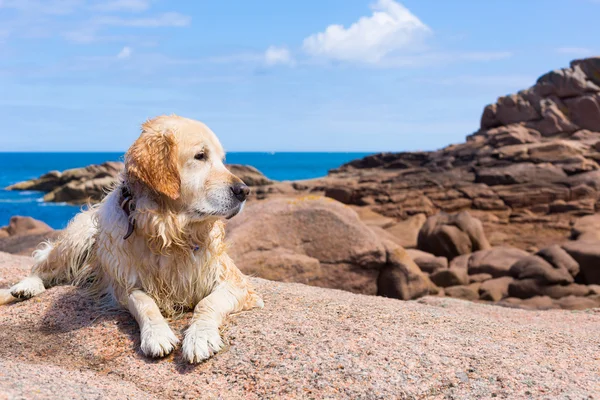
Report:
194,152,206,161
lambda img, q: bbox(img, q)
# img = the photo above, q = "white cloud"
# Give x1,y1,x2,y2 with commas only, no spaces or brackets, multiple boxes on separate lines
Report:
302,0,431,64
264,46,294,66
90,0,150,12
95,12,191,27
117,46,132,59
556,47,594,56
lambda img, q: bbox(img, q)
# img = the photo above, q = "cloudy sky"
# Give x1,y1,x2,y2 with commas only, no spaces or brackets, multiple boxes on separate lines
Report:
0,0,598,152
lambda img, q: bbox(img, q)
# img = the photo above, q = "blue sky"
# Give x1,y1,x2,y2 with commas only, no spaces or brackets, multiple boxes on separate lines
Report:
0,0,598,152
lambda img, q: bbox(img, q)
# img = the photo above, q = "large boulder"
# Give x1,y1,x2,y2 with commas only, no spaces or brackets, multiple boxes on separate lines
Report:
535,245,580,277
468,247,530,278
509,255,574,285
430,268,468,288
417,212,490,260
227,196,387,295
0,252,598,398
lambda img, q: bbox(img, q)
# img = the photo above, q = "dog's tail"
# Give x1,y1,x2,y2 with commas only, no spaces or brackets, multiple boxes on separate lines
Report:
0,208,98,305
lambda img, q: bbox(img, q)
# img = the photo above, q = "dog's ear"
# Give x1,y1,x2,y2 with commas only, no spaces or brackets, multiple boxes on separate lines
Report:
125,130,180,200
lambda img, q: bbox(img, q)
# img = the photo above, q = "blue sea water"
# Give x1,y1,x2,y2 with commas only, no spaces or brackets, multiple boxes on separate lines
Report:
0,152,369,229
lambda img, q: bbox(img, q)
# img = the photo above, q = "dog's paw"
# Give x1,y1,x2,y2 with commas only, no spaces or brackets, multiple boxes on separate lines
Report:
140,322,179,358
182,323,224,364
10,276,45,300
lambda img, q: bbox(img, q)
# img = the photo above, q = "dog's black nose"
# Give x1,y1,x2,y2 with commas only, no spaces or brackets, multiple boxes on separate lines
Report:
231,183,250,202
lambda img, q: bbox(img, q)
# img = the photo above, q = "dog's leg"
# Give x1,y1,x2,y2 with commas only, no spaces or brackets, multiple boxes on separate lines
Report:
128,290,179,358
7,245,52,302
182,283,252,363
4,210,98,305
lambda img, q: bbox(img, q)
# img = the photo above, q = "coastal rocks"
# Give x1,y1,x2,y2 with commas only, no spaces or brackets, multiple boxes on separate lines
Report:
417,211,491,260
323,57,600,257
7,162,123,204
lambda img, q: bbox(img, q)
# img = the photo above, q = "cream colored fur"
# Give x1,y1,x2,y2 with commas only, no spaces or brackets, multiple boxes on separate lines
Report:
1,115,263,363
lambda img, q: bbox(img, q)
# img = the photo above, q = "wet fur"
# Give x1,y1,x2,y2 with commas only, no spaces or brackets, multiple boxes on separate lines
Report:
1,115,263,363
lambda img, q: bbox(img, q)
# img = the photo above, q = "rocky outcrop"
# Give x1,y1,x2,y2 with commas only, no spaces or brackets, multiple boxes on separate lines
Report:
6,162,123,204
316,57,600,252
1,252,598,399
224,201,599,309
6,162,273,204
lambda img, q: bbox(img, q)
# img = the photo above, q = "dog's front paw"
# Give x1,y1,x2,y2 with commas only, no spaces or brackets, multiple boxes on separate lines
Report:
140,322,179,358
182,323,224,364
10,276,45,300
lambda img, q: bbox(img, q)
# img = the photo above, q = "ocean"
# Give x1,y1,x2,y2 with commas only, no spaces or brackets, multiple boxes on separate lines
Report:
0,152,370,229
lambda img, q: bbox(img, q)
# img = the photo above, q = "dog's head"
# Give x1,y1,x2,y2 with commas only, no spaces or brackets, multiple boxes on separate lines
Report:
125,115,248,220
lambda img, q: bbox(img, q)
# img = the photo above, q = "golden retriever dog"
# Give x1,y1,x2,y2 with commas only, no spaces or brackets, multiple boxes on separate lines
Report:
0,115,263,363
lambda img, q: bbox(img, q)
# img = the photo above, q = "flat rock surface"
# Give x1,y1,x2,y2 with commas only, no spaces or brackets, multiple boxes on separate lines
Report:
0,253,598,399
